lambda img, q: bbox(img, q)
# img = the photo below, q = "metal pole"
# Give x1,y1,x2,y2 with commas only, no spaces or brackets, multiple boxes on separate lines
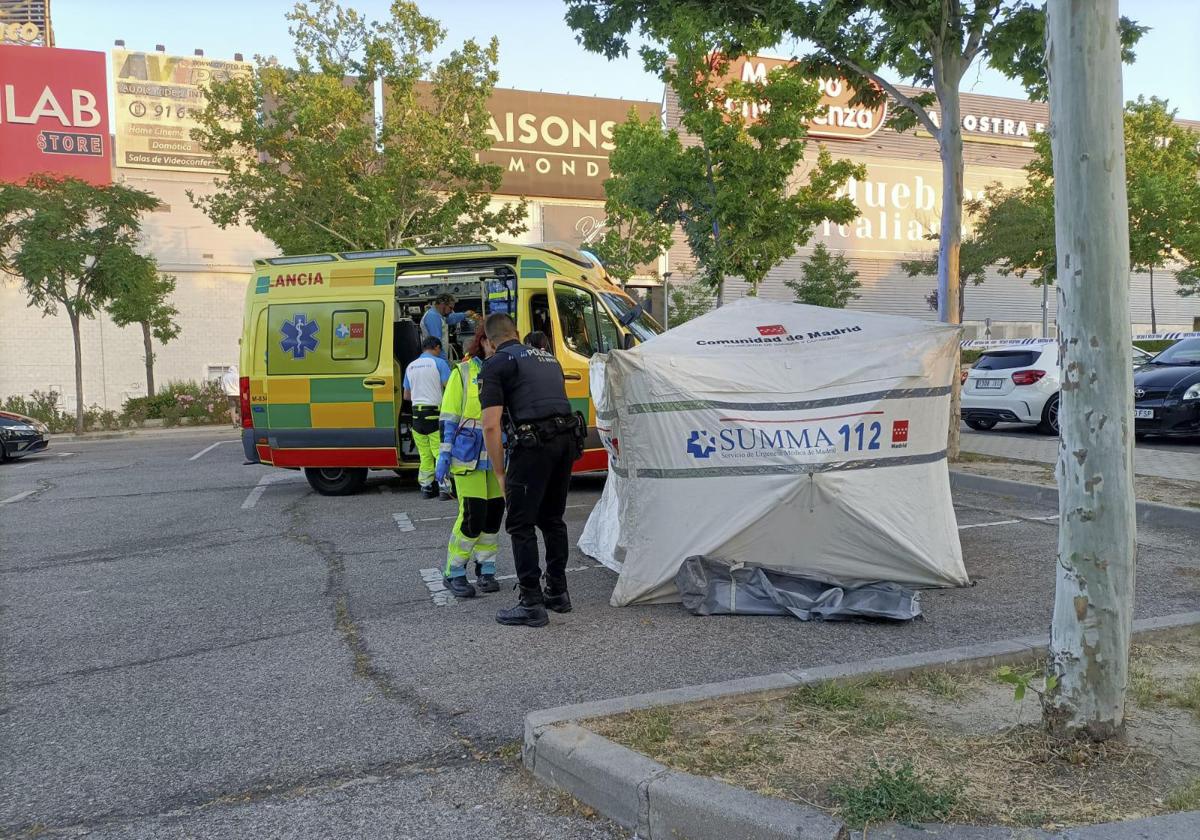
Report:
662,272,672,331
1041,277,1049,338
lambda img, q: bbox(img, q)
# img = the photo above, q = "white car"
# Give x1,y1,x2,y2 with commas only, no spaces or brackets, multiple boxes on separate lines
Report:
961,342,1152,435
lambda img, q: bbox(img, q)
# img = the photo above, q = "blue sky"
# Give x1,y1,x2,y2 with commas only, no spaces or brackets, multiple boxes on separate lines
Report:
53,0,1199,119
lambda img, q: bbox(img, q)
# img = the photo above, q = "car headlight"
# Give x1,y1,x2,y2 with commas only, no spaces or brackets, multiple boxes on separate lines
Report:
1184,383,1200,401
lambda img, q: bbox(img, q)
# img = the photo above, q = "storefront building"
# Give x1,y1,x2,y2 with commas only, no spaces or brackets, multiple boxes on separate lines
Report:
1,39,1196,411
665,55,1200,339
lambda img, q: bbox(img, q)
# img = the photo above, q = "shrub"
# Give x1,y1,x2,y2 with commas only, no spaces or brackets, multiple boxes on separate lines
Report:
2,391,74,433
121,380,229,425
161,403,182,427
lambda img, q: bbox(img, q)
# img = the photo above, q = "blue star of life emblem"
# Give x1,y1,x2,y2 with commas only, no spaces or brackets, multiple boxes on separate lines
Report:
280,313,320,360
686,430,717,459
335,322,350,339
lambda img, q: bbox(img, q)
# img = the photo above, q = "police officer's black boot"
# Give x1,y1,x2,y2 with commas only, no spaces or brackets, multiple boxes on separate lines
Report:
543,576,572,614
496,586,548,627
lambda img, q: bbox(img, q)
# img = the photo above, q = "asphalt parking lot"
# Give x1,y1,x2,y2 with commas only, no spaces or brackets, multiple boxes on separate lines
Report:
2,429,1198,838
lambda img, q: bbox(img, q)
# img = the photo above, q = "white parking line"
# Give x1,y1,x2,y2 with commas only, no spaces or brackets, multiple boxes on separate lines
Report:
958,513,1060,530
0,490,37,505
419,568,456,606
240,471,305,509
959,519,1021,530
418,564,603,606
14,463,29,469
393,512,415,532
188,440,235,461
56,452,73,457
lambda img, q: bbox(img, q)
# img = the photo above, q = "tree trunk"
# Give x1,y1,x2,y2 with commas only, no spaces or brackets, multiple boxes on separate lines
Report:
141,321,156,397
1043,0,1137,742
935,56,964,461
69,309,84,435
1148,266,1156,334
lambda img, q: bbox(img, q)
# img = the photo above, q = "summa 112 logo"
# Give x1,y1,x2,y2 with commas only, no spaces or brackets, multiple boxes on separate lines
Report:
756,324,787,336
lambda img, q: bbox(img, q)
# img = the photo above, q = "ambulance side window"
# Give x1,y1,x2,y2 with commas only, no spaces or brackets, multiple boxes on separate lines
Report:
553,284,621,354
554,285,600,357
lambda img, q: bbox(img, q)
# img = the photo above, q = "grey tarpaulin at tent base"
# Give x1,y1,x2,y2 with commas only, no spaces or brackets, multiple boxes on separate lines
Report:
675,556,922,621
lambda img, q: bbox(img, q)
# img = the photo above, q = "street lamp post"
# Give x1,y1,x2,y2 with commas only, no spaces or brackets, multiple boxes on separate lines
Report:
661,271,673,331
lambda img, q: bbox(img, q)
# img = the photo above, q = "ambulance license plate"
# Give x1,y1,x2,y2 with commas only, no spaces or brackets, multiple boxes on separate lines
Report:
1134,408,1154,419
976,378,1004,389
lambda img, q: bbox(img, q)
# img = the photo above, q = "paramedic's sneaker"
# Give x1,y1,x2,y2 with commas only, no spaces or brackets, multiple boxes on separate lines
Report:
443,576,476,599
420,483,438,499
543,579,572,613
496,588,548,627
439,480,454,501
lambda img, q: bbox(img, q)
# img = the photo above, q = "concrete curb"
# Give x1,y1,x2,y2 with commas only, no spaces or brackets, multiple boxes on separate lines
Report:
49,426,237,443
524,611,1200,840
949,470,1200,531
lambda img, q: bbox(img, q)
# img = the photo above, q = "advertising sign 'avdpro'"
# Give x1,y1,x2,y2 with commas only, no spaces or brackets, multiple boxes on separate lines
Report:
111,48,252,172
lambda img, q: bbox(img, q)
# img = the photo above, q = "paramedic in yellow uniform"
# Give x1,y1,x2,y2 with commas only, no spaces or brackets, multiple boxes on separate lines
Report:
436,324,503,598
403,336,452,498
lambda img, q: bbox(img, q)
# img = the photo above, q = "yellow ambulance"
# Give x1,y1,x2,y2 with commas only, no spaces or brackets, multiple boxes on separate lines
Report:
237,241,660,494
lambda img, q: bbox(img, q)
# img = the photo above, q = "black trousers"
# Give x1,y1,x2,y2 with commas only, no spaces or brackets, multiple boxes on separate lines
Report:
504,432,574,594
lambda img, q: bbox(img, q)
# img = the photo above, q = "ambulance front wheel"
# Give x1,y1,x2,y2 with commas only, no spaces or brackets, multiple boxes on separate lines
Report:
304,467,368,496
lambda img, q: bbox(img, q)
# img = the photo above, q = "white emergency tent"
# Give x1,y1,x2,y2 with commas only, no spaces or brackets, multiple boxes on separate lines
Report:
579,297,969,606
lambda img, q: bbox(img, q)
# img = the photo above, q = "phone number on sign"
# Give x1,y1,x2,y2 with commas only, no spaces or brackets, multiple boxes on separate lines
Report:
127,101,198,121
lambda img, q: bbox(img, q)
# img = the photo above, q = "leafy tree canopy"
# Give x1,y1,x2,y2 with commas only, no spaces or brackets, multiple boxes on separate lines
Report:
191,0,528,255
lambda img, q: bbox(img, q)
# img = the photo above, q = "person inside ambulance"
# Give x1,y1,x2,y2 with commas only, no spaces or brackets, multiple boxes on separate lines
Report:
435,323,503,598
403,337,452,498
420,294,476,354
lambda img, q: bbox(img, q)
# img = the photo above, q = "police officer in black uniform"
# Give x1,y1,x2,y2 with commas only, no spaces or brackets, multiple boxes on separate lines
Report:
479,313,579,627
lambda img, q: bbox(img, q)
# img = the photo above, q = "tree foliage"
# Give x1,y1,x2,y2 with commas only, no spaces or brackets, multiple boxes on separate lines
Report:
667,279,716,327
0,175,160,431
190,0,527,255
603,39,863,295
106,266,180,345
1123,97,1200,288
786,243,861,308
953,99,1200,302
589,201,673,285
106,264,180,397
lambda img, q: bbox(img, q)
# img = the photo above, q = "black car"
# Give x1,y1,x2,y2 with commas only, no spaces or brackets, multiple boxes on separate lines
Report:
1133,338,1200,439
0,410,50,461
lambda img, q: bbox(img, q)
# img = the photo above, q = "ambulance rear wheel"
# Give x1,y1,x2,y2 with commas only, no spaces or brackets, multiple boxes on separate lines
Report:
304,467,368,496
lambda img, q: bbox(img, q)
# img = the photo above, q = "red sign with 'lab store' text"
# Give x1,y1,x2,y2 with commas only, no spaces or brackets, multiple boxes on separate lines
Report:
0,45,112,185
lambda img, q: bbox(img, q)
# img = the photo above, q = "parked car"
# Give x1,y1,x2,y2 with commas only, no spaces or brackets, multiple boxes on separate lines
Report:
1133,337,1200,439
0,410,50,461
961,342,1152,435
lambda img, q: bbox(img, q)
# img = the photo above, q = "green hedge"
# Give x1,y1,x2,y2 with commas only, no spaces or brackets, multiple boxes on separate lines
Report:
1133,340,1175,355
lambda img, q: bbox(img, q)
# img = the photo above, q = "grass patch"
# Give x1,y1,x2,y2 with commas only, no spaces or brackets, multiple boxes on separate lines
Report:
1169,674,1200,718
786,680,868,711
906,670,967,700
617,708,675,754
1166,777,1200,811
830,759,962,828
1128,664,1166,707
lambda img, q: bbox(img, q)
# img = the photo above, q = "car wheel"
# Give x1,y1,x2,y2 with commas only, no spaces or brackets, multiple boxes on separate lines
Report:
965,418,998,431
1135,432,1148,442
304,467,368,496
1038,394,1060,436
0,443,8,463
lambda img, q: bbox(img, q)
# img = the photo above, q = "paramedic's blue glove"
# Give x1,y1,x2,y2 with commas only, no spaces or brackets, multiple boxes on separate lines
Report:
435,452,451,483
